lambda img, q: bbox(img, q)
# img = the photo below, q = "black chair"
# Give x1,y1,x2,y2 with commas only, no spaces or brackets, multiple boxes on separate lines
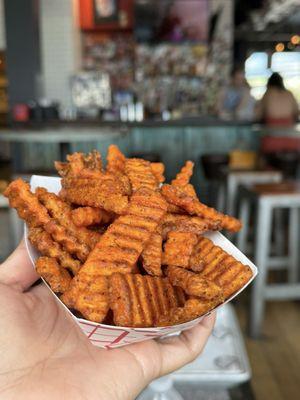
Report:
265,152,300,179
200,153,229,209
130,153,161,163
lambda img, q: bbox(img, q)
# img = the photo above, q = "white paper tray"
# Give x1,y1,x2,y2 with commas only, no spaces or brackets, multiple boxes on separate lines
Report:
25,175,257,349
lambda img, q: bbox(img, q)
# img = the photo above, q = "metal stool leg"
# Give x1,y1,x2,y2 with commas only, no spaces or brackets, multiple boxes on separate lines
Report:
237,198,250,253
217,183,226,213
288,207,299,283
226,176,237,216
274,208,285,256
250,198,272,338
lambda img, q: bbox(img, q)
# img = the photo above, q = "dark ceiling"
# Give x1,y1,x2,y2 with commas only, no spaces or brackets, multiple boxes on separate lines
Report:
235,0,264,27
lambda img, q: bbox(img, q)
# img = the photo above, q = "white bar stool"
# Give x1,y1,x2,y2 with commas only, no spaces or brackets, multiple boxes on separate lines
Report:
237,182,300,338
226,169,282,216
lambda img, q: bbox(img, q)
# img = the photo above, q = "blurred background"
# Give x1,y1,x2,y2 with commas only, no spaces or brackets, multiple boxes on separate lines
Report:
0,1,299,399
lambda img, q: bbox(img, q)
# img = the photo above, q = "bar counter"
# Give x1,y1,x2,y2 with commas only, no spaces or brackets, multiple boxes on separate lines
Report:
1,119,299,184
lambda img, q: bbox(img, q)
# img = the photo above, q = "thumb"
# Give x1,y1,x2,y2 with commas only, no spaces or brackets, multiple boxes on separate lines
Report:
0,239,39,291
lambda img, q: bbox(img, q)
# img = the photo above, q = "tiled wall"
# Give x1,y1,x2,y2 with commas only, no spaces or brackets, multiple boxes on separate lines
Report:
39,0,81,111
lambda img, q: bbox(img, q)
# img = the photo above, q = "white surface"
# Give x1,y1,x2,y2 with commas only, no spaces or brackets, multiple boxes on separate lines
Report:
172,303,251,388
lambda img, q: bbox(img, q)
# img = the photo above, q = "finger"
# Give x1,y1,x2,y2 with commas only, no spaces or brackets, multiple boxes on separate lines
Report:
156,312,216,376
0,239,39,291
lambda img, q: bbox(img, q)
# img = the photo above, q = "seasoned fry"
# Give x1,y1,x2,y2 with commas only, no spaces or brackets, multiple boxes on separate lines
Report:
162,184,242,232
150,162,165,184
141,226,163,276
71,207,112,227
125,158,158,192
61,174,130,195
60,179,129,214
55,151,102,178
171,161,196,197
61,274,109,323
194,236,253,298
109,273,185,327
162,213,220,238
167,203,186,214
162,231,198,270
158,298,220,326
4,179,50,227
36,257,72,293
29,227,81,275
44,220,90,262
106,144,126,175
166,266,223,300
84,150,103,172
36,187,101,249
171,161,194,187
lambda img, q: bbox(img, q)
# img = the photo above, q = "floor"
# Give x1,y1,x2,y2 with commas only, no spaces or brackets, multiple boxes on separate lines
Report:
236,299,300,400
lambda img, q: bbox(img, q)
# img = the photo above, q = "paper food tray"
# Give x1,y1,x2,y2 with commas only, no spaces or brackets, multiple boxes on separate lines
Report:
24,175,257,349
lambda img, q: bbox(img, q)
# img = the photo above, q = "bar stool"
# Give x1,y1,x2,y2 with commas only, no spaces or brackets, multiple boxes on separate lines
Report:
237,182,300,338
261,135,300,179
226,169,282,216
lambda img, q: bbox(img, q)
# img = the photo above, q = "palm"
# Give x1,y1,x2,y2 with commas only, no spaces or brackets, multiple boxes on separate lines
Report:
0,242,215,400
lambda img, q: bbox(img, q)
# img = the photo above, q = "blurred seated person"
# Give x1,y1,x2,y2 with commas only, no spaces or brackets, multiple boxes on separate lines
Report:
217,68,255,121
256,72,299,127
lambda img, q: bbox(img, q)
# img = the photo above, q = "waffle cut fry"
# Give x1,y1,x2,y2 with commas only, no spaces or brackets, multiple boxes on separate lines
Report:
166,265,223,301
106,144,126,175
71,207,113,227
109,273,185,327
141,226,163,276
171,161,194,187
193,236,253,298
150,162,165,184
29,227,81,275
60,178,129,214
171,161,197,197
162,184,242,232
55,150,103,179
36,257,72,293
4,179,50,228
125,158,158,192
36,187,101,249
162,213,220,238
162,231,198,270
158,298,220,326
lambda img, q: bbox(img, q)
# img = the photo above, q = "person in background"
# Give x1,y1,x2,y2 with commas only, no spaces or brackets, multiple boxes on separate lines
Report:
256,72,299,127
217,68,255,121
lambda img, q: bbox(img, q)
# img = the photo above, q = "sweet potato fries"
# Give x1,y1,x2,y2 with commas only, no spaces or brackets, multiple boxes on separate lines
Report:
5,145,252,327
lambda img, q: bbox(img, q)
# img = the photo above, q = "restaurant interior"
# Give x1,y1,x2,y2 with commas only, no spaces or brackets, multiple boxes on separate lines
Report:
0,1,300,399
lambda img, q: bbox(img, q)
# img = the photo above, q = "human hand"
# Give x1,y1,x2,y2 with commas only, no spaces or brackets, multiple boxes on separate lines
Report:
0,241,215,400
